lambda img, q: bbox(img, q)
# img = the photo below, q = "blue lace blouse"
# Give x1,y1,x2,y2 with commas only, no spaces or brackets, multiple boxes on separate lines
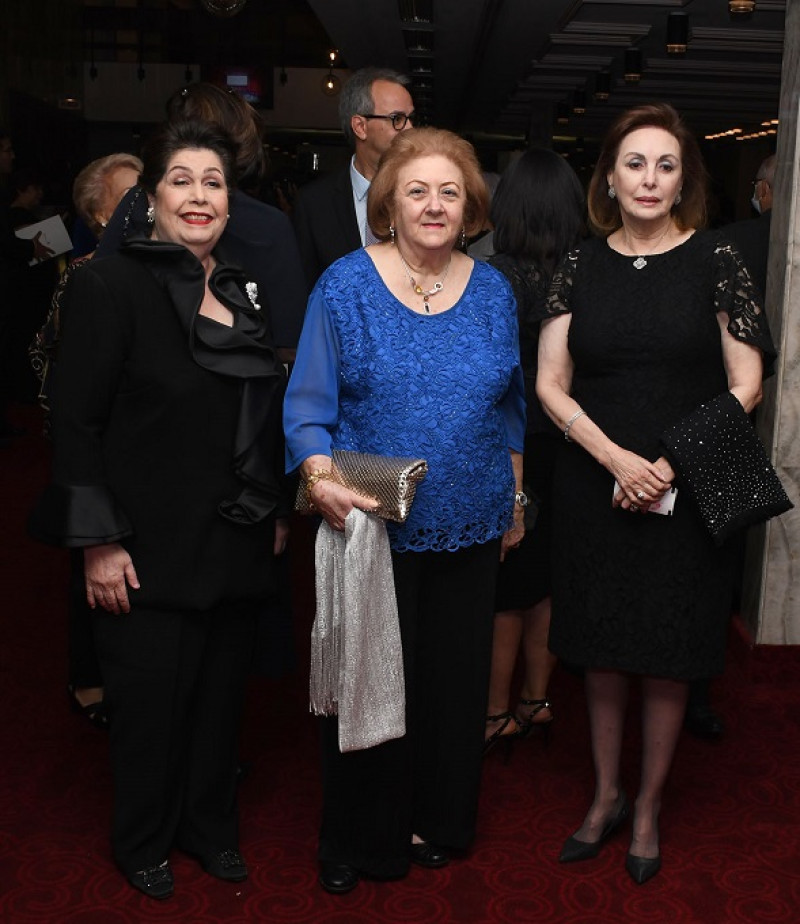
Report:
284,248,525,552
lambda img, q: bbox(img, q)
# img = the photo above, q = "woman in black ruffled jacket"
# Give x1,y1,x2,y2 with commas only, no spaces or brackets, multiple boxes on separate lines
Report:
30,120,288,901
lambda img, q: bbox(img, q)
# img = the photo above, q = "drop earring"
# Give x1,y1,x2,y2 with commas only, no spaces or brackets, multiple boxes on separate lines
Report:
674,191,682,205
460,227,467,249
607,186,616,199
390,224,395,244
146,205,155,224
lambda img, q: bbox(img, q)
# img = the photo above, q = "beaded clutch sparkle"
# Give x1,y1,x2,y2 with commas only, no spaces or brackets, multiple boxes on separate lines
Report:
295,449,428,523
660,390,793,545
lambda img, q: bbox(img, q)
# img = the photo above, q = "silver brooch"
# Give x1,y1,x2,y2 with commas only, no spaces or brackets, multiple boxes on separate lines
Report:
245,281,261,311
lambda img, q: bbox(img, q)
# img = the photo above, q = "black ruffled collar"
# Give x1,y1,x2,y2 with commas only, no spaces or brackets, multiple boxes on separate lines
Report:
121,236,286,525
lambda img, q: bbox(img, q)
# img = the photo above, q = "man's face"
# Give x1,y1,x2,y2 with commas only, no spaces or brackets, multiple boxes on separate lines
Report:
353,80,414,173
0,137,14,176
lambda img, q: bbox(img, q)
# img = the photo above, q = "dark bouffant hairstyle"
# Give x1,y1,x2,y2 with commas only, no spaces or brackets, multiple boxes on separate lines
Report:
138,119,238,196
588,102,708,234
367,127,489,240
491,148,585,276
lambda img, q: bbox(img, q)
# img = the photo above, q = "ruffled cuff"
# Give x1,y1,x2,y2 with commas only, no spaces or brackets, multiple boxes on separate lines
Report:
28,484,134,548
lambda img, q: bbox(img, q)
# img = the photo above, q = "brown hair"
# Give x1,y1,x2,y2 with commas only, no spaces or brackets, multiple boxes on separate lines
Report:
367,127,489,240
72,152,143,238
587,102,708,235
165,83,265,189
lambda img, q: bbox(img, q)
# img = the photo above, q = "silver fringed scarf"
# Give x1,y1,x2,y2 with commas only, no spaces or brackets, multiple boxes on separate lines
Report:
310,508,406,752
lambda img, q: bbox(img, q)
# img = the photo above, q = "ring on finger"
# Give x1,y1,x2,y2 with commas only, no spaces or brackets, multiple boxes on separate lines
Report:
630,504,639,512
636,490,646,501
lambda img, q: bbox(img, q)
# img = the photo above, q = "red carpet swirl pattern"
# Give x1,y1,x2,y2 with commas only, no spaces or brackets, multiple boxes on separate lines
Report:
2,406,799,923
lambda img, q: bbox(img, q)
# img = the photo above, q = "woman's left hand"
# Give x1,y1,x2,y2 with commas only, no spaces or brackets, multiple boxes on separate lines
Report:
500,511,525,561
274,517,289,555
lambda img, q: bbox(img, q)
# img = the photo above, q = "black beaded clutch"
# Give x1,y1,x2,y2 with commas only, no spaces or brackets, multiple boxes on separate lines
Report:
660,390,793,546
295,450,428,523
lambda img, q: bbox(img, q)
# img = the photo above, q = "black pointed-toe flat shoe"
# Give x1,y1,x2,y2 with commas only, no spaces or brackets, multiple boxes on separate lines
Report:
319,861,360,894
559,793,630,863
202,848,248,882
625,851,661,884
410,841,450,869
684,705,724,741
127,860,174,900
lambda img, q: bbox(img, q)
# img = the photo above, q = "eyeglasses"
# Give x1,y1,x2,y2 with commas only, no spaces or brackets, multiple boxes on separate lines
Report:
359,111,415,131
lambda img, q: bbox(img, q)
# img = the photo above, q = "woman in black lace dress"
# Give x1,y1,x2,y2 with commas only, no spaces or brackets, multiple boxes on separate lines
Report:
483,149,585,752
536,104,775,883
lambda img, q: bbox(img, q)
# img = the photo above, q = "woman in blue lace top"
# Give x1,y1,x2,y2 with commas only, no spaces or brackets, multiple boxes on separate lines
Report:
284,127,526,894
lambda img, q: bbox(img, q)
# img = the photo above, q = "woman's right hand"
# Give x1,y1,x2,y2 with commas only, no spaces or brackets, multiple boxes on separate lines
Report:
84,543,140,614
310,479,380,532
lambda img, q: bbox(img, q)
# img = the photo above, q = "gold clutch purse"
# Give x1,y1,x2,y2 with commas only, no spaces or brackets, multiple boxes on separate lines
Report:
295,449,428,523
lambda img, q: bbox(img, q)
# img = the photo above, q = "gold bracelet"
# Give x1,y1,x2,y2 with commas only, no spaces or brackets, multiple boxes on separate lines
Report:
305,469,336,491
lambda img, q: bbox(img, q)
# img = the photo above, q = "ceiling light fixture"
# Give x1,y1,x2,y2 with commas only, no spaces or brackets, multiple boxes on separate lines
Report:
624,47,642,83
594,70,611,101
729,1,756,13
200,0,248,16
321,49,340,97
666,12,689,55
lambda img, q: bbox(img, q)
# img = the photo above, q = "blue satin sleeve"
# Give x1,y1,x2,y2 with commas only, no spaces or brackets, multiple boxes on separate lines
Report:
283,285,342,472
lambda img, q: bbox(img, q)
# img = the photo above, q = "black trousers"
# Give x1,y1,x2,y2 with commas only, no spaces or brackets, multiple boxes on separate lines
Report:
68,550,103,689
94,600,256,875
318,540,500,878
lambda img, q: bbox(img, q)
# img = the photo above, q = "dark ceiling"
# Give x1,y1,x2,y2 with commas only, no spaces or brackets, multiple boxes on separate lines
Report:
310,0,786,142
83,0,786,144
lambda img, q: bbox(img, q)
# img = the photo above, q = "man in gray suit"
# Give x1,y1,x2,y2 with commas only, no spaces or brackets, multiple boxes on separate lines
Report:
292,67,414,291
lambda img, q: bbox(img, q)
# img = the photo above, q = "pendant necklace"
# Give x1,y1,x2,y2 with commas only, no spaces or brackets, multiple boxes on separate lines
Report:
625,221,672,270
396,247,451,312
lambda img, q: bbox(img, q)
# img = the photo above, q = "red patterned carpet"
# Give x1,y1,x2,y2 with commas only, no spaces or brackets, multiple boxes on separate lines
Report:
2,405,800,924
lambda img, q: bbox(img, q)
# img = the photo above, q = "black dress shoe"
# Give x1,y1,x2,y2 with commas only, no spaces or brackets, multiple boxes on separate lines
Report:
625,851,661,884
684,706,724,741
559,793,630,863
319,861,359,894
410,841,450,869
202,848,248,882
127,861,174,900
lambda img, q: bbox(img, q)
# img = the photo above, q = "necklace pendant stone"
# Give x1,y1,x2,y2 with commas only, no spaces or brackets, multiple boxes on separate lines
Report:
633,256,648,270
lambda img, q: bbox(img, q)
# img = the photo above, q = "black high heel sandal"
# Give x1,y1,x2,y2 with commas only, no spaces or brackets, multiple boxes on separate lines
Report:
516,698,553,742
67,684,109,731
483,711,520,760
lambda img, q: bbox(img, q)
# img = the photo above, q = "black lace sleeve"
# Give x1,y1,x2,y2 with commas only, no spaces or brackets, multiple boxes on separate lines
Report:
713,241,777,377
543,248,580,320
